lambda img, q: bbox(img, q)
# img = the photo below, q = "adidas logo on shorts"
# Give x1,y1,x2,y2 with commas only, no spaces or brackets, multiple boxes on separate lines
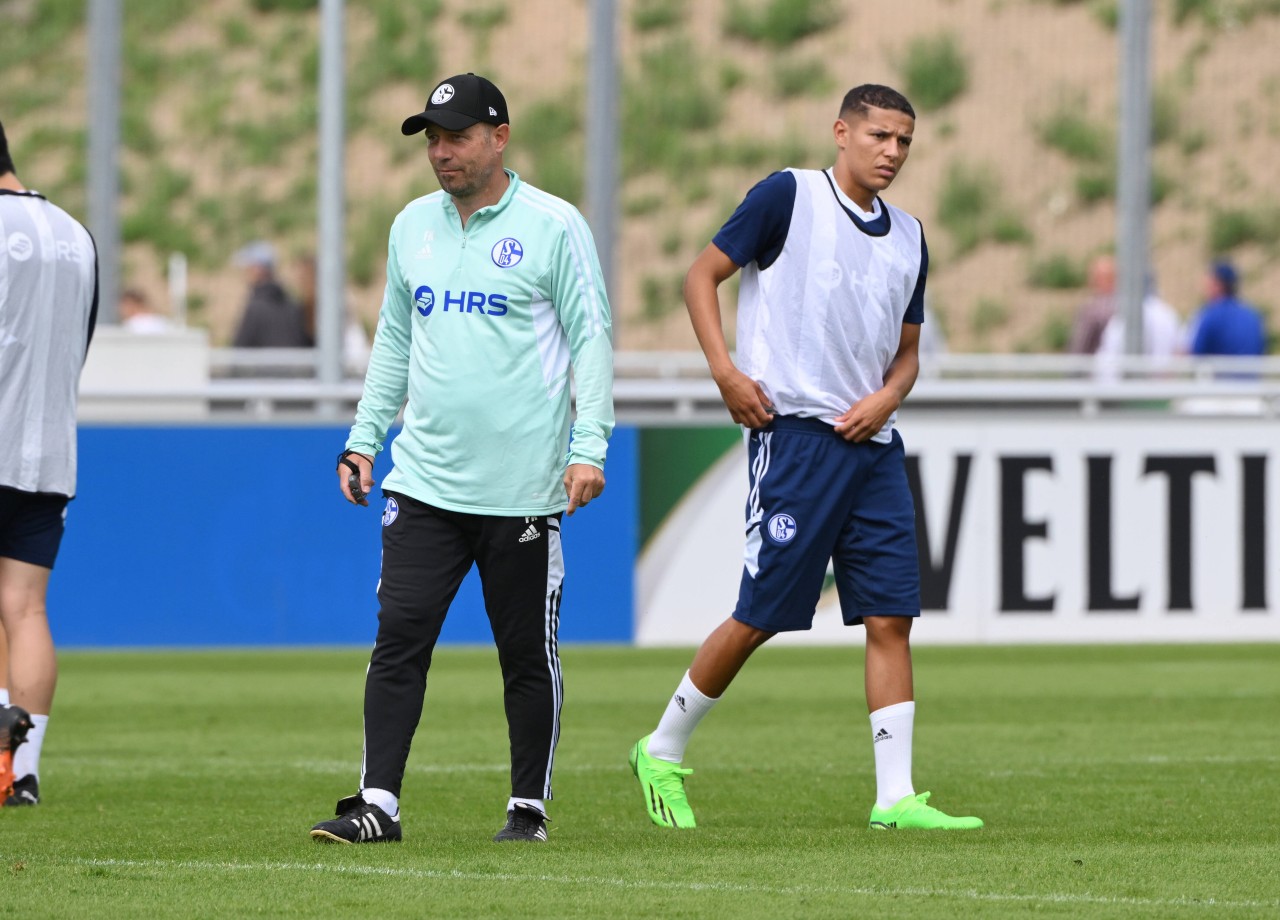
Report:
518,523,540,543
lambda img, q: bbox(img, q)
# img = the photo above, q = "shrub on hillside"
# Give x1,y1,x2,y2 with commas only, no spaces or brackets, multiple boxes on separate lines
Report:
251,0,316,10
1037,101,1110,162
1028,253,1087,289
623,39,724,181
771,56,833,99
723,0,843,48
633,0,685,31
937,162,1030,255
1209,205,1280,251
899,33,968,112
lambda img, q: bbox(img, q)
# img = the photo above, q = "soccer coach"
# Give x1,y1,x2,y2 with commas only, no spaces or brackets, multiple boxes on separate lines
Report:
310,74,614,845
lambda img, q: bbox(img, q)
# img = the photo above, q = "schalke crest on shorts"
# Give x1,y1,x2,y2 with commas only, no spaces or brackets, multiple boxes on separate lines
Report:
382,497,399,527
767,512,797,543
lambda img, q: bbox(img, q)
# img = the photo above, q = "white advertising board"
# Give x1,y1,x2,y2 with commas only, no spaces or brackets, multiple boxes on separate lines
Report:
636,413,1280,646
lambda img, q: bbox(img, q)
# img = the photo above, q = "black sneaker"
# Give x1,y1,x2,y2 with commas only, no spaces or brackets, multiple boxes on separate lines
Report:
309,794,402,844
493,803,549,842
4,775,38,807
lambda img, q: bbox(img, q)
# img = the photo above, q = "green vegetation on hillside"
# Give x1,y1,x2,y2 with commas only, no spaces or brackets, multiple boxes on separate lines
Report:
4,0,1279,350
723,0,844,47
937,162,1032,255
1209,203,1280,252
898,33,968,112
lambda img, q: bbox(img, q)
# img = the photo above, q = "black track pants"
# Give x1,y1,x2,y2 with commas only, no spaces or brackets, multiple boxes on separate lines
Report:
360,491,564,800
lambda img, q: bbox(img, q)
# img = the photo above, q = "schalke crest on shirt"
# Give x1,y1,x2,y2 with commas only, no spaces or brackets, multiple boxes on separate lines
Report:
491,238,523,268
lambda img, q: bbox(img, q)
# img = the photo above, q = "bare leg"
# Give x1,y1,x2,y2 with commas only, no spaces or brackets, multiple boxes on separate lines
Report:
0,622,8,699
0,558,57,713
864,615,913,712
642,617,777,776
687,617,775,698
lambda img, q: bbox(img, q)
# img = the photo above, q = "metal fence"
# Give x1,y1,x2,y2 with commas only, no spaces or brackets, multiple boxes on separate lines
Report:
75,350,1280,423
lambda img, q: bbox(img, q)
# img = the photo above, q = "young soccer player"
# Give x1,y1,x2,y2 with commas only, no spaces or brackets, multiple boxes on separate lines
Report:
629,85,983,831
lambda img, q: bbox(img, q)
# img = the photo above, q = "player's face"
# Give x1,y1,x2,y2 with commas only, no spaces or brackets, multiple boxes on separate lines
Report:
833,106,915,208
425,122,507,201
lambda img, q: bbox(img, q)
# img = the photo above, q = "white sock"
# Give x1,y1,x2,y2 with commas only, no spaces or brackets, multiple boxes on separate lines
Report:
507,796,546,817
870,701,916,809
360,786,399,817
647,671,719,763
13,713,48,780
0,689,9,705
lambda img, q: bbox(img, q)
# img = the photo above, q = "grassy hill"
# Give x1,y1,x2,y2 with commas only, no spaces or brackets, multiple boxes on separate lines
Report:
3,0,1279,351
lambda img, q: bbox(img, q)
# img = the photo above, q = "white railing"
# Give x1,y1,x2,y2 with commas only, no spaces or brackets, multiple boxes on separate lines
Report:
77,350,1280,423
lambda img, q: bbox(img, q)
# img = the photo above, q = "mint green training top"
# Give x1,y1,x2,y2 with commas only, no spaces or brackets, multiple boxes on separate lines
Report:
346,170,615,516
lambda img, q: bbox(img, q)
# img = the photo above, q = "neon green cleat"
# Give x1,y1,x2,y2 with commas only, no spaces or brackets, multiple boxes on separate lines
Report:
629,735,697,828
869,791,984,830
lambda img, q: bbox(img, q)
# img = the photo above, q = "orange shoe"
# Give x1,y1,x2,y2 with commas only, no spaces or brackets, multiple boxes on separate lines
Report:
0,704,34,804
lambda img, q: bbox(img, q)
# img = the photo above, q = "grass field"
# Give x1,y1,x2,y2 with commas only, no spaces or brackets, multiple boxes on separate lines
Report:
3,644,1278,919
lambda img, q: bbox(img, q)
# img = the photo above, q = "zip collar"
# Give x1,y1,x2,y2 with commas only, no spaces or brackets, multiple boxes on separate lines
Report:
440,168,521,229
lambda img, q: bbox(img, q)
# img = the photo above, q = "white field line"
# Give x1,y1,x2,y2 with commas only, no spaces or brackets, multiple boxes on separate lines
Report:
33,857,1276,912
50,757,613,775
51,753,1280,777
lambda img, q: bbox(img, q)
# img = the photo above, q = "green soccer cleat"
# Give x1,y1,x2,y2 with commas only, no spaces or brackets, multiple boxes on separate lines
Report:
869,791,984,830
629,735,696,828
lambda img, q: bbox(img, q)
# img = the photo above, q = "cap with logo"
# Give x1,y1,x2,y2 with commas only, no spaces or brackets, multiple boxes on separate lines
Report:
401,73,509,135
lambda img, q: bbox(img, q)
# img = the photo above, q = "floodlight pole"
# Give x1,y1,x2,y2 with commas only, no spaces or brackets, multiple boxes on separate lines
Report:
585,0,619,332
317,0,346,414
88,0,122,324
1117,0,1152,357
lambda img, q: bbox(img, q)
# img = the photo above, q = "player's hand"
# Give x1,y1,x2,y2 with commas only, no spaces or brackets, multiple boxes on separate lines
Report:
714,367,775,429
834,391,898,442
337,452,375,505
564,463,605,516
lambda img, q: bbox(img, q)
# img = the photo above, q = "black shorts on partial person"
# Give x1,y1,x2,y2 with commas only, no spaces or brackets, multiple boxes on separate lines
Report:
0,486,70,570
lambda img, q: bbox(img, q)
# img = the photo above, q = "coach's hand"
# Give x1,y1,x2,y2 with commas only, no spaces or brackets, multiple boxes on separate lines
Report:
337,451,375,506
714,367,775,429
564,463,605,516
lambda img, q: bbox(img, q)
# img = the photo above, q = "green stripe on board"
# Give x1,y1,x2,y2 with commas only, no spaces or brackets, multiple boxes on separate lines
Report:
639,426,741,547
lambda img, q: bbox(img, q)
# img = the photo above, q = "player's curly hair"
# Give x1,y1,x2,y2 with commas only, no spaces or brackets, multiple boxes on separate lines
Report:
839,85,916,122
0,119,15,177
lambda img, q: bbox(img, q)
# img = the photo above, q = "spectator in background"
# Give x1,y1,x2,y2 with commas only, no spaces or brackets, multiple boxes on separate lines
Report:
293,254,371,374
230,241,309,347
1185,260,1266,357
118,287,171,335
1067,254,1116,354
1094,276,1182,381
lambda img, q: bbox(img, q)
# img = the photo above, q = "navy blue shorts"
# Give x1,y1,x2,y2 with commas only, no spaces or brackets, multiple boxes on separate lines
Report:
0,486,70,570
732,416,920,632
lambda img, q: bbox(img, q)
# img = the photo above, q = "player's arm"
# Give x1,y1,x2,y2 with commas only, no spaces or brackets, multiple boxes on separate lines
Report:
549,211,615,515
835,323,921,442
342,223,413,503
685,243,773,429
